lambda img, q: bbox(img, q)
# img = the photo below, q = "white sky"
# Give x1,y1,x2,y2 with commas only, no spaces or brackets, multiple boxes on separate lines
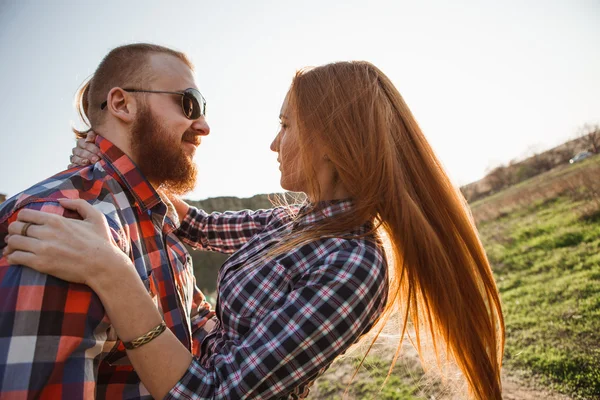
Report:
1,0,599,200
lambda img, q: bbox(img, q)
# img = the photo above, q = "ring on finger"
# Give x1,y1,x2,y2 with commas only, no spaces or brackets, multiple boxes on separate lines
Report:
21,222,35,237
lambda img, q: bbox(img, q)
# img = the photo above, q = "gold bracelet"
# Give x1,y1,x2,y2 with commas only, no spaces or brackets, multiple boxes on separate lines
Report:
123,321,167,350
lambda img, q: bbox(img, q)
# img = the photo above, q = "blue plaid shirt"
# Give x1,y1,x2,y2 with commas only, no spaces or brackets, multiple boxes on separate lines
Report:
169,200,389,399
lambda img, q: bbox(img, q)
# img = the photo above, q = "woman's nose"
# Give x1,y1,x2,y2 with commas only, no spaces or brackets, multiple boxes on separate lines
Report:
270,133,280,152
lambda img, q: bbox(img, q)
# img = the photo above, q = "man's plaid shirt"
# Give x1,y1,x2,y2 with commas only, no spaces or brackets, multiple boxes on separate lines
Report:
0,136,215,399
167,199,389,399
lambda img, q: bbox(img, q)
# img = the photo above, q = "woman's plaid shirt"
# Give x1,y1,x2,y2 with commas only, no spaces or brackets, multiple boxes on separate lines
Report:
168,200,389,399
0,136,214,399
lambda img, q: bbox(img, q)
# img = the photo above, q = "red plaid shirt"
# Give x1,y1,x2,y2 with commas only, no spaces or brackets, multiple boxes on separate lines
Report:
0,135,215,399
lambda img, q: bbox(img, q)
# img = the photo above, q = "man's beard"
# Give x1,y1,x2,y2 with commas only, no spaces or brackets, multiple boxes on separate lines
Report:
130,106,198,195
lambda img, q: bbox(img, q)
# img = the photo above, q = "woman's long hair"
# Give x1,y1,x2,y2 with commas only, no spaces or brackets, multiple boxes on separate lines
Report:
275,61,505,399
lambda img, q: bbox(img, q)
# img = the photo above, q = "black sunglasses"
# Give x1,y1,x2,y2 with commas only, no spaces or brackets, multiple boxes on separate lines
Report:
100,88,207,119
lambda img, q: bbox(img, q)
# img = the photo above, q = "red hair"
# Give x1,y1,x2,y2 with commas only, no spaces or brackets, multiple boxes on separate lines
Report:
276,61,504,399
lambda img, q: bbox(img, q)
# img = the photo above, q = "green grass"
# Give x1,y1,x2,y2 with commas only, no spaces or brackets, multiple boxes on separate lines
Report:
308,354,432,400
478,194,600,398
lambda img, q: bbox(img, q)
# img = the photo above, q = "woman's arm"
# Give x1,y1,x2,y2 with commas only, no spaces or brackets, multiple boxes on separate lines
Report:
92,256,194,399
164,191,279,251
174,204,286,254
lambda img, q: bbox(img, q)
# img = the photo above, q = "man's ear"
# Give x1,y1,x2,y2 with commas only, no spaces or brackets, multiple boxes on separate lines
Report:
105,88,137,123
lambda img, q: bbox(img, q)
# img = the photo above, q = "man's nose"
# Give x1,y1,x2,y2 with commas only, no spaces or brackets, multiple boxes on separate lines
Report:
192,116,210,136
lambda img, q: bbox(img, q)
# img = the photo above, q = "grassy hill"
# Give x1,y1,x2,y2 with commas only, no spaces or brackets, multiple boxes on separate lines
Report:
472,155,600,398
461,134,596,203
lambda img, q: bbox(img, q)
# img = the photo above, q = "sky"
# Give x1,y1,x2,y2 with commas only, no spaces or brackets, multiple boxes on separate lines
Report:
0,0,599,200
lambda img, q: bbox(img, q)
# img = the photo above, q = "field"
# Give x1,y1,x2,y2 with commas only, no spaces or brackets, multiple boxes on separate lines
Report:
306,155,600,399
476,155,600,398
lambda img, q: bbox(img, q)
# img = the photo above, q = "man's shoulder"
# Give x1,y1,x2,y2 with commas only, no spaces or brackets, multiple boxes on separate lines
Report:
0,164,129,224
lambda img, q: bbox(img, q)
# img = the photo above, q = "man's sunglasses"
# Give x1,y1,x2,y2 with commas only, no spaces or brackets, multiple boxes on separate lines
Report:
100,88,207,119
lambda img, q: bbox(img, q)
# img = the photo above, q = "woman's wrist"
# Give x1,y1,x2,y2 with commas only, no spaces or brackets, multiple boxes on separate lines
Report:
90,250,164,342
88,245,136,294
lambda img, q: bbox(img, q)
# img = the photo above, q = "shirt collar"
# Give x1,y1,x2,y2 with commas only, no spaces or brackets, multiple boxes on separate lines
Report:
295,198,355,226
96,135,162,212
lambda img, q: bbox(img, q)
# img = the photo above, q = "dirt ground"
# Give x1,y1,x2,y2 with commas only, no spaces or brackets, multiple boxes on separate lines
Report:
501,370,572,400
310,332,575,400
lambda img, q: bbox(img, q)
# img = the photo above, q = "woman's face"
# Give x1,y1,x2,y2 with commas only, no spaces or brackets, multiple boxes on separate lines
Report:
270,92,305,192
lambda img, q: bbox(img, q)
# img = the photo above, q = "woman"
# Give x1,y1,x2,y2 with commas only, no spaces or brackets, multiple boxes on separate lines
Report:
4,61,504,399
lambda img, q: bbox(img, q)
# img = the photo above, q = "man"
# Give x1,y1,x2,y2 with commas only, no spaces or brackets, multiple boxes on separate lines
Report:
0,43,215,399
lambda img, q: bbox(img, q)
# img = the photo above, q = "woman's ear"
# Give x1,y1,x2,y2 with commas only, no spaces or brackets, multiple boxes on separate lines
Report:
105,88,137,124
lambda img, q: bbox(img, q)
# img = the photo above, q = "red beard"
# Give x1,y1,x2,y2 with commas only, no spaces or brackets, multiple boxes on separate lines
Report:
130,106,198,195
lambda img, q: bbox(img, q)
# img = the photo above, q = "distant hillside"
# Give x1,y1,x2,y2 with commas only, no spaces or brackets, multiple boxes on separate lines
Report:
461,135,596,202
0,193,5,204
185,193,276,213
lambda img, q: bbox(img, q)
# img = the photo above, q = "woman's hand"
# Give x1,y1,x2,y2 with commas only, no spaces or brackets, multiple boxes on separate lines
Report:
69,131,101,168
3,198,132,288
